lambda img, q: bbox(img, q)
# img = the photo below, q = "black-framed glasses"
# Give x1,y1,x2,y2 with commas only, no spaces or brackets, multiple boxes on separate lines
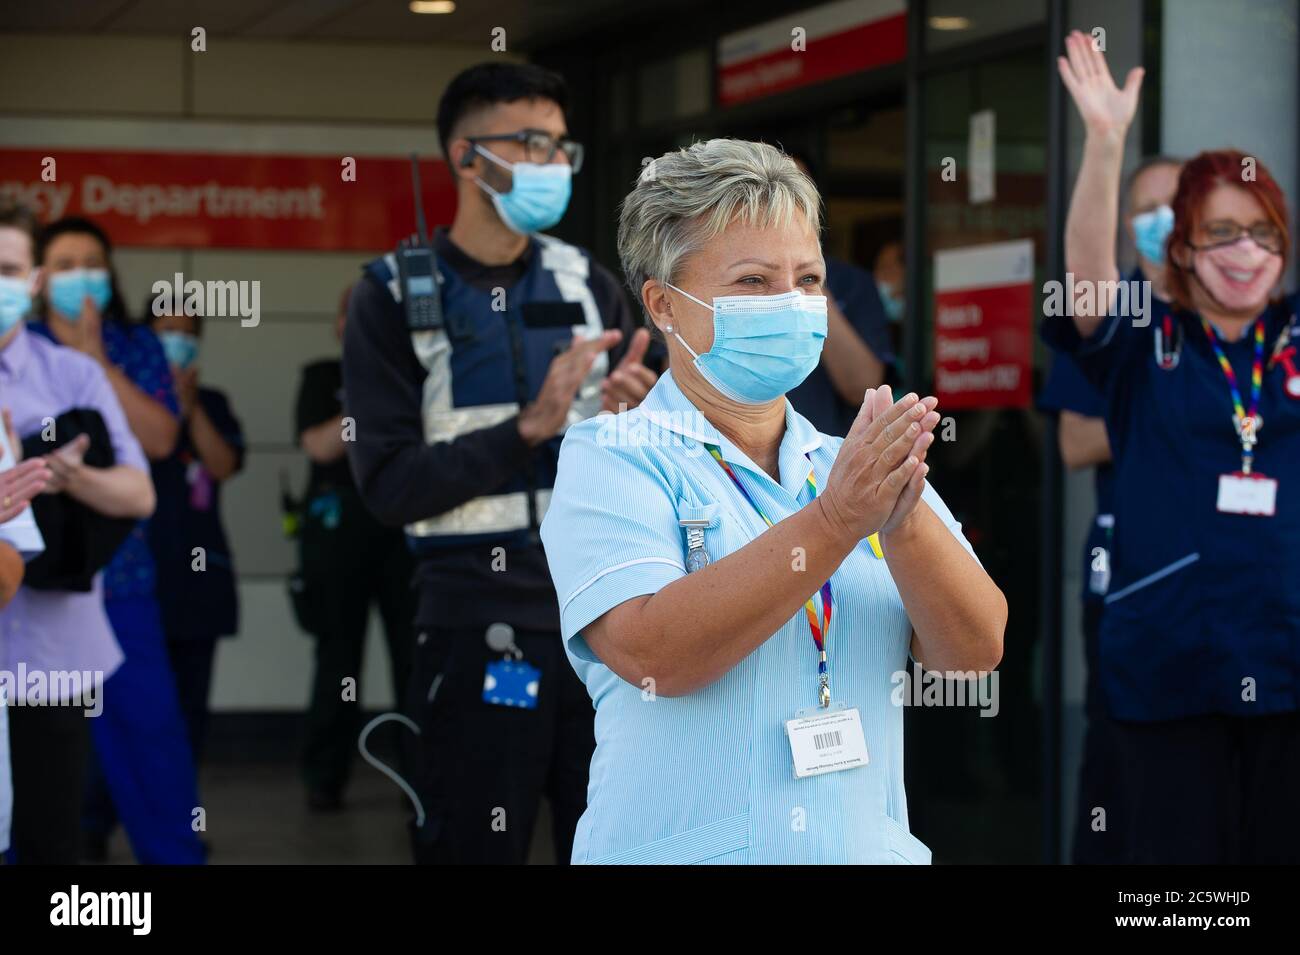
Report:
468,129,584,173
1191,219,1284,254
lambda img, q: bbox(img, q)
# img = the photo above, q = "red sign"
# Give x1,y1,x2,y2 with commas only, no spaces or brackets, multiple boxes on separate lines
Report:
717,0,906,107
0,148,457,251
933,240,1034,409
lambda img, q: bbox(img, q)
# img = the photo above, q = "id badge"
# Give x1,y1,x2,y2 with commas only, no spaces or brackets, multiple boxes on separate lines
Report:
784,704,869,779
1217,472,1277,516
483,659,541,709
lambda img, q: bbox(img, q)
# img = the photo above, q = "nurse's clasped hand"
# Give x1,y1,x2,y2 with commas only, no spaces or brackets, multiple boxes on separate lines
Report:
818,385,940,547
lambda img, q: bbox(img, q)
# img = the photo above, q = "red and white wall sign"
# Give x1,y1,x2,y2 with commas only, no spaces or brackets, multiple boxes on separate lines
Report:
0,148,457,251
933,239,1035,409
717,0,906,107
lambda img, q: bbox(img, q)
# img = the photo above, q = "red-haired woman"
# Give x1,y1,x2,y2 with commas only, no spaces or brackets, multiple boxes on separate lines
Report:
1047,30,1299,863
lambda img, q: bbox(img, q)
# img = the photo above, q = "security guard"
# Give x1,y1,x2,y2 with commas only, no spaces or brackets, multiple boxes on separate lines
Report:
343,62,654,864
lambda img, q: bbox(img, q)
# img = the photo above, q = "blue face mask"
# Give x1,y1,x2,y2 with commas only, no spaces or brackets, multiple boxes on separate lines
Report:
474,146,572,235
877,279,904,323
158,330,200,369
0,275,33,336
48,268,112,320
1132,204,1174,265
665,284,828,404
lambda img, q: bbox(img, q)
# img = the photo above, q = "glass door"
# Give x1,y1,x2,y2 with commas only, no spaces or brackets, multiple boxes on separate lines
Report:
903,40,1050,864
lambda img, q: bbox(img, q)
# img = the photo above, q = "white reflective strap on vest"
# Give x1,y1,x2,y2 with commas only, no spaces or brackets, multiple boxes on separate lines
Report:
403,235,605,538
407,489,552,538
422,401,518,445
382,252,404,304
392,247,455,422
536,234,609,403
420,400,594,449
412,329,453,419
407,400,583,539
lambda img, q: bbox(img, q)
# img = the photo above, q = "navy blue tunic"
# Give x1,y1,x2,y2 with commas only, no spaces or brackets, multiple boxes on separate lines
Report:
1042,290,1300,721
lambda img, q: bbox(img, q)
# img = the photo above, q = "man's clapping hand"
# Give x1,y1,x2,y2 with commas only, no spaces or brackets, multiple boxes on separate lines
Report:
518,330,622,446
599,328,658,414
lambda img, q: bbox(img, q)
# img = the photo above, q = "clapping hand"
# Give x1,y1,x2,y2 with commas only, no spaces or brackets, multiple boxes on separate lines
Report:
518,330,622,446
819,386,940,544
43,433,92,495
600,328,658,413
1,409,51,521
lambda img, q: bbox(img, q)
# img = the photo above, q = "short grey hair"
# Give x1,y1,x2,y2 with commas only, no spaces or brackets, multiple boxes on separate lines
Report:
617,139,823,325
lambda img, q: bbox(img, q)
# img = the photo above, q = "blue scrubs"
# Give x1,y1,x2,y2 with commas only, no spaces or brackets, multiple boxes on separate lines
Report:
1044,290,1300,863
92,595,206,863
1043,291,1300,720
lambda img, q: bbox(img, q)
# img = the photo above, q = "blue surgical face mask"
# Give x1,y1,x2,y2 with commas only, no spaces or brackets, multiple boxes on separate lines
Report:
877,279,904,323
1132,204,1174,265
158,330,200,369
474,146,572,235
0,275,34,336
664,284,828,404
48,268,112,320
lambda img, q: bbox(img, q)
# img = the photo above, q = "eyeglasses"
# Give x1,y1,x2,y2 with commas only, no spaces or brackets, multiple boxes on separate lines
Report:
467,129,584,173
1191,219,1284,254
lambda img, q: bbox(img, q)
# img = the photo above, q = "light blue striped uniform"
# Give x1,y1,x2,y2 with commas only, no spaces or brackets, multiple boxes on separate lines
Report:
540,370,977,864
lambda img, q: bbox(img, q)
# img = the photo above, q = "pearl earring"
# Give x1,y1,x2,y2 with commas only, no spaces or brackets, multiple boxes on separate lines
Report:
665,324,674,334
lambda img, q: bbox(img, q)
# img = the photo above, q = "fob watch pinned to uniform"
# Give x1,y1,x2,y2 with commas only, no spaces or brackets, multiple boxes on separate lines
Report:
679,517,711,572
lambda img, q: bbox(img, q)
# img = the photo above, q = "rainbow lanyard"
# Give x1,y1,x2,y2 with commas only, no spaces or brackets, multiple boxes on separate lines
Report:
1201,316,1265,473
705,443,867,708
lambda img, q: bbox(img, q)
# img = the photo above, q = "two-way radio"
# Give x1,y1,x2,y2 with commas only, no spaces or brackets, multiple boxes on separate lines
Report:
396,153,445,333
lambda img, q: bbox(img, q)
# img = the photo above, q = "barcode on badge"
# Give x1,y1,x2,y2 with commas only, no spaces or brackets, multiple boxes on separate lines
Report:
813,730,842,750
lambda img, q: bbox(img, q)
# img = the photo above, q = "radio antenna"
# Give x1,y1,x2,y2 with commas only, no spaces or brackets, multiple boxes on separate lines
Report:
409,152,430,246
